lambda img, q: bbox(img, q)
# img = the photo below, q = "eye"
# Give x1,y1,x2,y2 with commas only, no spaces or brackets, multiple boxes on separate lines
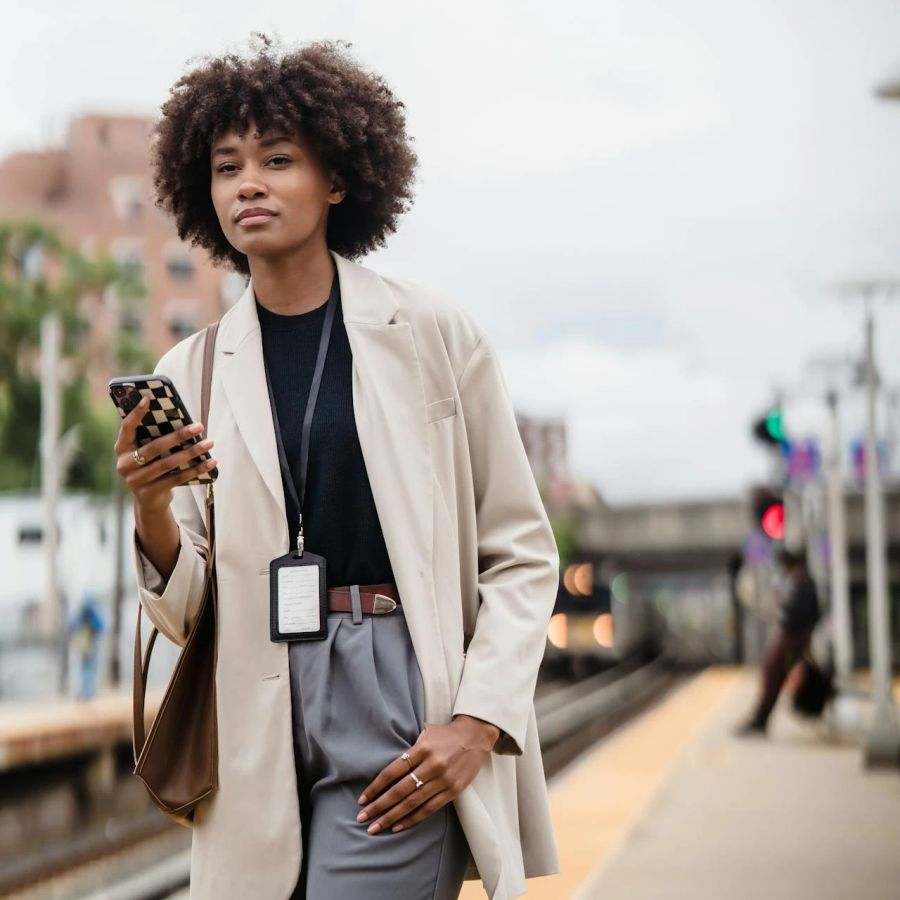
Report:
214,156,290,175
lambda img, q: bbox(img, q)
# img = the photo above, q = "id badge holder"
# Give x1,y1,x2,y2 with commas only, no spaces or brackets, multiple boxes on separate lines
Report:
269,549,328,642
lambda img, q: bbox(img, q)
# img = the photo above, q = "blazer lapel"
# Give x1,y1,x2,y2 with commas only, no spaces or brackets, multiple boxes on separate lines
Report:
217,287,284,527
216,251,434,604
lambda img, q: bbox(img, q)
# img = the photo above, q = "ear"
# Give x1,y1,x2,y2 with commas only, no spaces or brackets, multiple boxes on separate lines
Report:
329,172,347,204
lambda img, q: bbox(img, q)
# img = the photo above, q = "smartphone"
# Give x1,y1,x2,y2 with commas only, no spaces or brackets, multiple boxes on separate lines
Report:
108,374,218,485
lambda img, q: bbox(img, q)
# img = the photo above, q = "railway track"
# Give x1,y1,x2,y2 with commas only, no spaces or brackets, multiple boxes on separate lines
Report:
5,657,690,899
539,657,689,776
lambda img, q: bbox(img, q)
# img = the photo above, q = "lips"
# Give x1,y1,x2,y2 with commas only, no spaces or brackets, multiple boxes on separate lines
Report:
236,207,277,223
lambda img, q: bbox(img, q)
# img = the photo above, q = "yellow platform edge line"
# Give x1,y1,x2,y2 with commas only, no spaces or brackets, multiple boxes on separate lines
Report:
569,667,744,900
458,666,744,899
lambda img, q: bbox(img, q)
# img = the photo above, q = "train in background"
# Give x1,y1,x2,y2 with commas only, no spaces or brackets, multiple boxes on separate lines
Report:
542,553,666,680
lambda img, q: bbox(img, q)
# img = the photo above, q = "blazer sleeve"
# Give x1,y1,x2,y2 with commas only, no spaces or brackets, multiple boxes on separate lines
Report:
450,330,561,756
131,347,210,649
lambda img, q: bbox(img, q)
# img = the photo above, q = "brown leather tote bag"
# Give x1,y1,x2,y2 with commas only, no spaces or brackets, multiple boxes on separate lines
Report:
132,321,220,827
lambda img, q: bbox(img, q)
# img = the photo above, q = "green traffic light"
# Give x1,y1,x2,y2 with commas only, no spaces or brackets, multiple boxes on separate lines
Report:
765,409,785,443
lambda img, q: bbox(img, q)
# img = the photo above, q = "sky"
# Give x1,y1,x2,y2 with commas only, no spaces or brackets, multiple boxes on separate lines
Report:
5,0,900,505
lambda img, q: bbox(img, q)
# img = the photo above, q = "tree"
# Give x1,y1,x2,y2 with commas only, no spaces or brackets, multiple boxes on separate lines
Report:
549,515,580,570
0,219,154,493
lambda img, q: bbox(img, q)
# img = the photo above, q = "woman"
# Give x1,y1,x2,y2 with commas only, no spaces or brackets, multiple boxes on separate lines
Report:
115,35,560,900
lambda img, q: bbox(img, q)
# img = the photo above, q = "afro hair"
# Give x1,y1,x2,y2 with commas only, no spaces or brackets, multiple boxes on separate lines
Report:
150,33,419,274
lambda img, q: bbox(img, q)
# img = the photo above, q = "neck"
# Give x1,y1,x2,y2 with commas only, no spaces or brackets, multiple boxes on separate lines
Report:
249,243,336,315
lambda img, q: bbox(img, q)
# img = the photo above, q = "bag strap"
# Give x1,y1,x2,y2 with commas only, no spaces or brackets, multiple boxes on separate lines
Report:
133,322,220,763
201,323,219,474
200,321,219,572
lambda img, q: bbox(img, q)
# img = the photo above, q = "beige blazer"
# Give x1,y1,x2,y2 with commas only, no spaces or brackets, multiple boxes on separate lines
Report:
132,249,561,899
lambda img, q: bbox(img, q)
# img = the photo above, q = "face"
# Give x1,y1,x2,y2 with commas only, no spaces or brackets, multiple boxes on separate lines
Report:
209,123,346,263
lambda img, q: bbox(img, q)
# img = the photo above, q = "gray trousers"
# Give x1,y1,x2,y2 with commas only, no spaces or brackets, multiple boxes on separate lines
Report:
287,594,471,899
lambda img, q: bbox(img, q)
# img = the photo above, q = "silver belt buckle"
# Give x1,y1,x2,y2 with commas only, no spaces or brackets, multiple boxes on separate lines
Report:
372,593,397,614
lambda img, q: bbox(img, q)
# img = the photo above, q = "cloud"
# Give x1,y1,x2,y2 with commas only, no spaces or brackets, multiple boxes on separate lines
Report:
500,331,768,503
4,0,900,502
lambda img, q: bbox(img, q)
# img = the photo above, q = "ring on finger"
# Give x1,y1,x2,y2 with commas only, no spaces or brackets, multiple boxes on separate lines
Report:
132,448,147,466
400,751,414,771
408,771,424,789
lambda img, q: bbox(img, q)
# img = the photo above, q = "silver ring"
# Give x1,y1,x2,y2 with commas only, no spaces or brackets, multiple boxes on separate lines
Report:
400,751,413,771
132,448,147,466
408,771,424,789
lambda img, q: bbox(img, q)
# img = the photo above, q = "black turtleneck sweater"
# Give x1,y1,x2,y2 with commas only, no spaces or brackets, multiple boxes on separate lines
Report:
255,279,394,589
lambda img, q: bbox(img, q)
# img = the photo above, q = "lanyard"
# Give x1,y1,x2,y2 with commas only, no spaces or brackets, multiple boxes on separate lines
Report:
261,273,339,556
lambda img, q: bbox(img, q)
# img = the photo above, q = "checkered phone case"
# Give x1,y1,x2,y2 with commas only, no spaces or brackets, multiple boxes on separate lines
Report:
109,375,218,485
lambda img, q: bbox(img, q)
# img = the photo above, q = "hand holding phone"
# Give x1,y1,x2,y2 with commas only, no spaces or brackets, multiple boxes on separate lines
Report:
110,375,219,511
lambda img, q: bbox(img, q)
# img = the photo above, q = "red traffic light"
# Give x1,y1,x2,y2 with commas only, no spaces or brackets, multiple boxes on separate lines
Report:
751,486,785,541
760,502,785,540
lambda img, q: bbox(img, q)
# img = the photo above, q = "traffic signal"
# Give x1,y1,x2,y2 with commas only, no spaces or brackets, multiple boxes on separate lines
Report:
752,408,786,446
751,486,785,541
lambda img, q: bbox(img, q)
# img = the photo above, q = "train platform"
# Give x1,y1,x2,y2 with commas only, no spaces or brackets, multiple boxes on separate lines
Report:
466,666,900,900
0,688,162,770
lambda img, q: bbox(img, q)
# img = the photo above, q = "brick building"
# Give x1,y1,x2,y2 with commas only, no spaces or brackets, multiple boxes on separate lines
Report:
516,413,571,508
0,113,246,402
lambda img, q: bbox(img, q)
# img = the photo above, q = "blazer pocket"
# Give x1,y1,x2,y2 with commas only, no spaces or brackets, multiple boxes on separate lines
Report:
425,396,456,423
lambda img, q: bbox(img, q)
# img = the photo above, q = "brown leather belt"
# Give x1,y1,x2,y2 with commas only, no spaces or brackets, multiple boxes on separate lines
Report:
327,582,401,615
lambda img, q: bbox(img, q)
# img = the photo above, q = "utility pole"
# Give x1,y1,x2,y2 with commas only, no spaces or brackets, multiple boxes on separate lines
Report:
109,468,126,687
41,313,66,694
856,59,900,766
824,389,853,690
860,296,898,767
836,279,899,767
804,356,856,711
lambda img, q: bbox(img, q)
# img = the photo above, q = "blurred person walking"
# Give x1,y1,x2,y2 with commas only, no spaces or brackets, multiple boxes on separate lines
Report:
113,35,560,900
736,547,821,735
68,591,105,701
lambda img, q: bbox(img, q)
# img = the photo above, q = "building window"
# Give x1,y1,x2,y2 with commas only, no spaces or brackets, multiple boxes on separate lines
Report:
120,250,143,275
18,525,43,545
119,309,143,337
167,254,194,281
109,175,145,224
164,241,195,282
169,314,196,341
165,299,198,341
110,237,144,276
20,242,44,281
8,235,45,282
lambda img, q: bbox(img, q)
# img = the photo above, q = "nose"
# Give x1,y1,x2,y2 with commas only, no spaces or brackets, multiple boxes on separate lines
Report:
238,179,268,201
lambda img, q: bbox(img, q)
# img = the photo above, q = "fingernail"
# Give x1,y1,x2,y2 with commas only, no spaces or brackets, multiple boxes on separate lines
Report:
356,811,367,822
140,397,149,406
189,423,203,433
367,823,381,834
357,794,367,805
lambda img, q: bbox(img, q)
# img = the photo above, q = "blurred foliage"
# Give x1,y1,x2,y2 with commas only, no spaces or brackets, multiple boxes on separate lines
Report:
537,477,581,569
0,219,155,494
550,515,580,569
